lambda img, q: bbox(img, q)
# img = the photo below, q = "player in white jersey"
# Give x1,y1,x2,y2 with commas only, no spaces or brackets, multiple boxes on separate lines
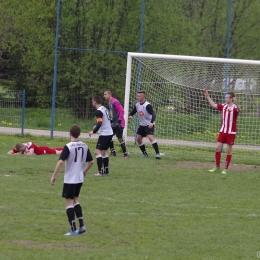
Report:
88,95,113,176
129,90,161,159
203,90,240,174
50,124,94,236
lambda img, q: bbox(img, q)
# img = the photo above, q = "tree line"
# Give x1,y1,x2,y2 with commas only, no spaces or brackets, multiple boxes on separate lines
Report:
0,0,259,118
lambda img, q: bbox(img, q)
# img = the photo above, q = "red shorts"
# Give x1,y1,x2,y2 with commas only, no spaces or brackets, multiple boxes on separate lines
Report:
217,132,236,145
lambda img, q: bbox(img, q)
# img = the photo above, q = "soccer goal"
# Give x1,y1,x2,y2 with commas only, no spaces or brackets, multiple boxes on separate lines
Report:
124,52,260,162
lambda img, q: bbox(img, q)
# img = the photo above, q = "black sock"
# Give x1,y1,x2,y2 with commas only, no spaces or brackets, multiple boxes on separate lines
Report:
139,144,148,155
110,140,115,152
74,203,84,227
120,142,127,154
103,156,109,173
96,156,103,173
152,142,160,154
66,207,76,231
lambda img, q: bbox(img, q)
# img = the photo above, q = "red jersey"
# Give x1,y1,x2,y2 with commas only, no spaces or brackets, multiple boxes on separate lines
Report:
12,142,62,155
12,142,41,154
217,104,239,134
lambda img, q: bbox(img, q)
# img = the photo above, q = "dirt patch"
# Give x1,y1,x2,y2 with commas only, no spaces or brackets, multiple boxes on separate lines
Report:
174,161,260,171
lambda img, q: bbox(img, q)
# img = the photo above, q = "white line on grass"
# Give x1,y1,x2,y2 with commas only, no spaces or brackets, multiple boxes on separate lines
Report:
3,189,259,216
36,209,260,218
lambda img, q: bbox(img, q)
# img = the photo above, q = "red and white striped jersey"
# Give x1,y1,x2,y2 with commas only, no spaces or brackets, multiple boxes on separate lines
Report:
217,104,239,134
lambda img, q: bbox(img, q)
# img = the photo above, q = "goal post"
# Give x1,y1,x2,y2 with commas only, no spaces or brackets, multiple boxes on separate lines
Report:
124,52,260,162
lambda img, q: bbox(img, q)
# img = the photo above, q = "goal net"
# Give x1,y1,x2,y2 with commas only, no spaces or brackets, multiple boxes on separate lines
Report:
124,52,260,164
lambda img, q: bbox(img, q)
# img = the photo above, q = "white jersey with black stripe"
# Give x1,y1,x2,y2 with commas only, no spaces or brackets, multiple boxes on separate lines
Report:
64,141,89,184
97,106,113,136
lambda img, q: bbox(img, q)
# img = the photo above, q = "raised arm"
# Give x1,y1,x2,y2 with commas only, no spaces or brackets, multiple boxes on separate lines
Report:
233,97,241,113
203,89,218,109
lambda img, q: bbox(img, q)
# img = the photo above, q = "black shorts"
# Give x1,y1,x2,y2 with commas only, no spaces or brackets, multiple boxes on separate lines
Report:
62,183,83,199
96,135,113,150
112,127,124,139
137,125,154,137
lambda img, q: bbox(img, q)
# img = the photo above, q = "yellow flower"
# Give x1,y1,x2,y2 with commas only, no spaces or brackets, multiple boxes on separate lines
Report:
9,123,12,126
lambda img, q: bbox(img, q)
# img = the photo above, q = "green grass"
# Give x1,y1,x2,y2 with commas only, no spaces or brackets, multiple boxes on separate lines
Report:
1,135,260,259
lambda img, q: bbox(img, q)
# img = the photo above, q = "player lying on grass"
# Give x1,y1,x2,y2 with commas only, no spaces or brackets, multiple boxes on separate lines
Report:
7,142,63,155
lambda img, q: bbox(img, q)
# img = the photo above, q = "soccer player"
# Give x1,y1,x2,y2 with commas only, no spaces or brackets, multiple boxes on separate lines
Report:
103,89,128,158
7,142,63,155
88,95,114,176
128,90,161,159
50,124,94,236
203,89,240,174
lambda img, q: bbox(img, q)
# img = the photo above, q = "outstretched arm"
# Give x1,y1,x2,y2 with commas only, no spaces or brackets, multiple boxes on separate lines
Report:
203,89,218,109
7,149,16,155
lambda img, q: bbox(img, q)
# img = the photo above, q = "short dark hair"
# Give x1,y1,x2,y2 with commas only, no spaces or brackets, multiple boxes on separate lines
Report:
70,124,81,138
105,89,112,95
92,95,102,104
137,90,146,95
227,92,235,99
15,143,24,151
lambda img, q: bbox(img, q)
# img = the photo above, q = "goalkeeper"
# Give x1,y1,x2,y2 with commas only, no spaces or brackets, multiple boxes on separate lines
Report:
128,90,161,159
104,89,128,158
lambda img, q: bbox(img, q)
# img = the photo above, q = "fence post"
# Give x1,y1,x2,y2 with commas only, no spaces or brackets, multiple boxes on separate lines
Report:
21,89,26,136
51,0,61,139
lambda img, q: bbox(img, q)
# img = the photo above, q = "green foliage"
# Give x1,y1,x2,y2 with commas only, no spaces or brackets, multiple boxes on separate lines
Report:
0,0,56,103
1,135,260,259
1,0,260,111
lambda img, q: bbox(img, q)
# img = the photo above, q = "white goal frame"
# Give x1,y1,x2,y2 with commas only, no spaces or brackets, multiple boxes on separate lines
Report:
123,52,260,153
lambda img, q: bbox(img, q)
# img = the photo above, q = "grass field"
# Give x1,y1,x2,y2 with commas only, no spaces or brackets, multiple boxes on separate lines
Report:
1,134,260,260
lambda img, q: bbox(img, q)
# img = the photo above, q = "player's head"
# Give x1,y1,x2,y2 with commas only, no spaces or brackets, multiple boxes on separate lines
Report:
104,89,112,101
15,143,25,152
225,92,235,103
92,95,102,107
70,124,81,138
137,90,146,103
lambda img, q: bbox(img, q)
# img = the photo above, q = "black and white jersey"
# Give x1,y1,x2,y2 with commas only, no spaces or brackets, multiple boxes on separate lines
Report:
135,101,154,126
59,141,93,184
97,106,113,136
